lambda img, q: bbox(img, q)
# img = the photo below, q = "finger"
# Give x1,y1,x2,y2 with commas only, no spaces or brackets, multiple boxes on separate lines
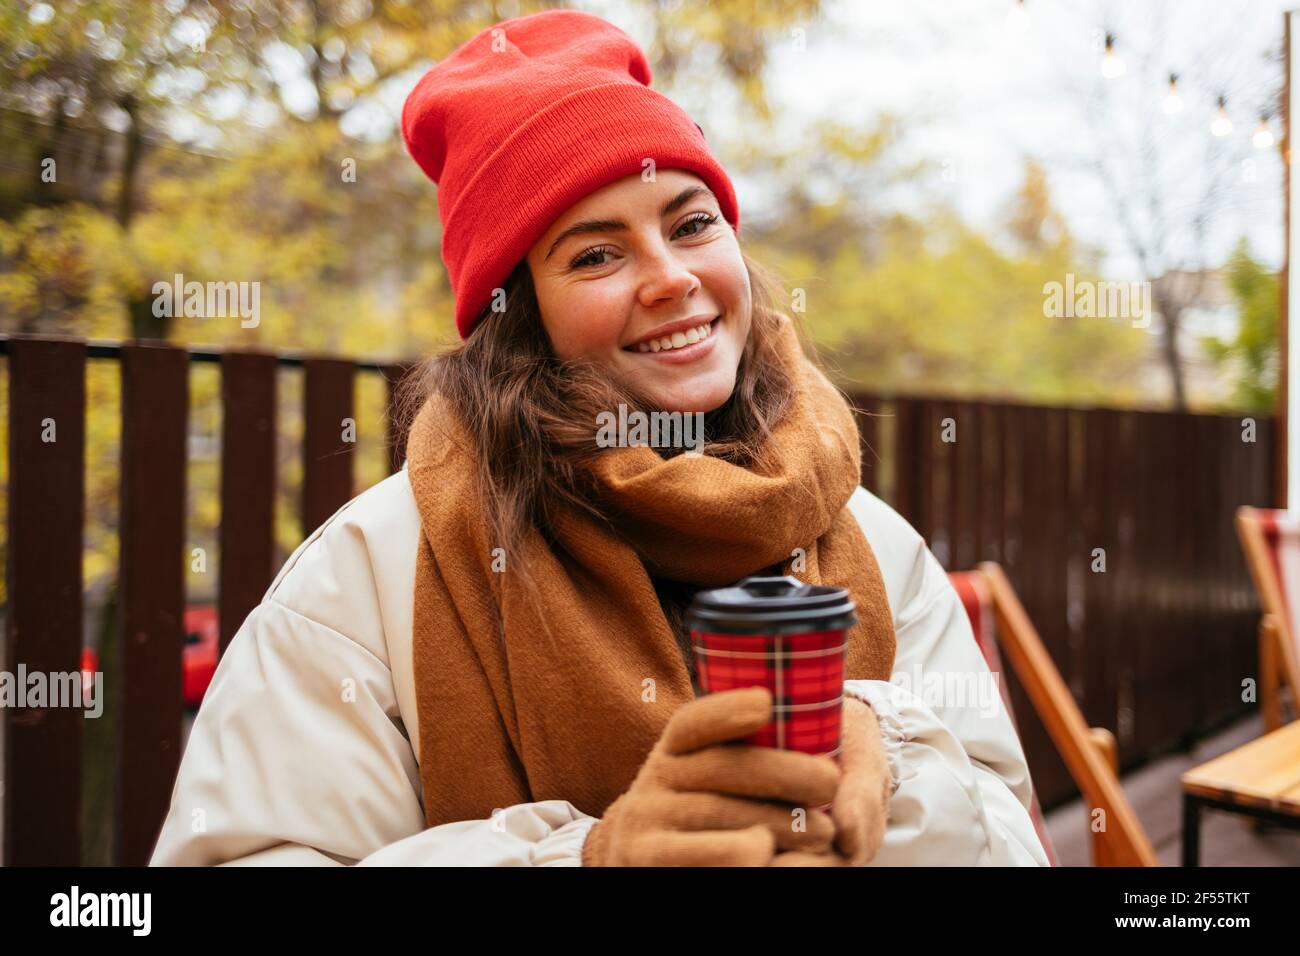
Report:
831,739,891,864
662,687,774,755
831,789,866,864
622,824,775,866
664,744,840,807
833,781,889,866
838,697,878,771
633,790,836,852
768,849,850,867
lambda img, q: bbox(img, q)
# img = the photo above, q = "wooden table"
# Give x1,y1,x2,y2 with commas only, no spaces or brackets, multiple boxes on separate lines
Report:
1181,718,1300,866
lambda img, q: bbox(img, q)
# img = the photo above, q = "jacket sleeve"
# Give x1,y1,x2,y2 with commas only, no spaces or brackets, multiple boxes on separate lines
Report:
149,595,598,867
843,489,1050,866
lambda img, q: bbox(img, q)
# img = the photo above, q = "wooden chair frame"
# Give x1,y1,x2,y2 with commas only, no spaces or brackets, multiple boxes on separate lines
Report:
974,562,1160,866
1234,506,1300,734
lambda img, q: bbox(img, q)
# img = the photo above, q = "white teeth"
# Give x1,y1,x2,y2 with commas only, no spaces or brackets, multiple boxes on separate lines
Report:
633,318,716,353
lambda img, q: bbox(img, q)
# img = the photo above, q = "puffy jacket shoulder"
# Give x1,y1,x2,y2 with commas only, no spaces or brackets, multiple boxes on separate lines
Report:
265,464,424,752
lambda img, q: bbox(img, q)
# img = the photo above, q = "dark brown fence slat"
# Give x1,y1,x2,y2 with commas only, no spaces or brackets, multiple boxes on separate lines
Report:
1134,410,1177,754
302,358,356,532
1065,409,1085,705
1011,405,1073,804
1081,408,1120,746
976,403,1005,565
848,392,886,497
1197,413,1230,729
994,403,1039,785
1180,412,1209,737
1204,413,1230,726
1114,410,1141,764
219,352,277,656
977,403,1003,567
117,342,188,866
950,399,980,571
3,337,86,866
1129,410,1153,758
891,397,922,525
915,398,944,558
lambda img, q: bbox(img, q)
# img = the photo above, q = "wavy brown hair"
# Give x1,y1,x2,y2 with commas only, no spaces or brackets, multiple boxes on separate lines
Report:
395,249,816,660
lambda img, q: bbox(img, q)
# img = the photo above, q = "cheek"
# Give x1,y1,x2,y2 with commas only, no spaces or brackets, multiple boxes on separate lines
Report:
698,243,749,306
541,283,627,361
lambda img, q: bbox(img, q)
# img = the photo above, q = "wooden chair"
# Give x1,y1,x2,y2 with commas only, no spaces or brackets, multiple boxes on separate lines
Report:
1234,506,1300,735
948,563,1160,866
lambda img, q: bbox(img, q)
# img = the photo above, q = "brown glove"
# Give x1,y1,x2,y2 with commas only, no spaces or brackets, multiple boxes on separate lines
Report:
582,686,842,866
769,696,892,866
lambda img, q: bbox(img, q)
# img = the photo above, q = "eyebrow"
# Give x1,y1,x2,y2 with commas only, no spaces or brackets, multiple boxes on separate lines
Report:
544,186,716,261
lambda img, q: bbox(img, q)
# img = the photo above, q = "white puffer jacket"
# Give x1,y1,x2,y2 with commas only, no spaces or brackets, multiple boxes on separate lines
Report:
149,463,1051,866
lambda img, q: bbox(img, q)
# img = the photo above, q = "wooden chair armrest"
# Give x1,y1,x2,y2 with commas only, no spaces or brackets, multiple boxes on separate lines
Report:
976,561,1159,866
1088,726,1118,775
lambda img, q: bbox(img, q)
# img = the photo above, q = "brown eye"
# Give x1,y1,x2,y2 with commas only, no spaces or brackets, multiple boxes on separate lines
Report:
676,212,718,238
571,245,615,269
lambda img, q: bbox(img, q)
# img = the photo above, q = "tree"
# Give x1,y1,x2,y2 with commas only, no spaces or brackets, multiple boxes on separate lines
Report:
1014,0,1283,410
1202,236,1278,411
746,156,1148,406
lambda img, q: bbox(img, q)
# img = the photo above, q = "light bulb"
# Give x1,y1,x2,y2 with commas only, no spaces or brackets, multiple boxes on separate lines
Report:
1162,74,1182,115
1006,0,1028,34
1211,98,1232,137
1101,33,1125,79
1253,117,1274,149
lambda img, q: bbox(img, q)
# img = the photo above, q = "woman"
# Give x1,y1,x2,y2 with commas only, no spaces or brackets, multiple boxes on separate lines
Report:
150,9,1049,867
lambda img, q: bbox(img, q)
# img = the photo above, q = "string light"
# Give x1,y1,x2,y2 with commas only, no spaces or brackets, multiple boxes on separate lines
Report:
1101,32,1126,79
1006,0,1028,34
1161,73,1183,115
1253,114,1275,149
1008,14,1270,145
1210,96,1232,137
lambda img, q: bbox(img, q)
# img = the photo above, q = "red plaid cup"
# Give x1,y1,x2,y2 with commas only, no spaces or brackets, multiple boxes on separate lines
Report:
685,575,857,813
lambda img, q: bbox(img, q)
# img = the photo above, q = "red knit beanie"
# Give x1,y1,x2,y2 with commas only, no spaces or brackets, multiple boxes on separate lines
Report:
401,8,741,340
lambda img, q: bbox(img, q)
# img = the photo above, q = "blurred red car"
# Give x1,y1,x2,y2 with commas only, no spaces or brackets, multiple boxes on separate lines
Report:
80,605,219,711
79,645,98,707
183,605,219,709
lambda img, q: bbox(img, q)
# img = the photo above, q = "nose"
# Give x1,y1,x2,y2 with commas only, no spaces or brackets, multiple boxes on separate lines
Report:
635,235,700,310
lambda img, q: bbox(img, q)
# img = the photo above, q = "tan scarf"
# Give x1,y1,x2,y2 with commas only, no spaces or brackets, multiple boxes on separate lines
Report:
405,316,897,828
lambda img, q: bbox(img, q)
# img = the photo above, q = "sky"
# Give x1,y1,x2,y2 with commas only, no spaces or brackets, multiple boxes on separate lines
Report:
598,0,1291,281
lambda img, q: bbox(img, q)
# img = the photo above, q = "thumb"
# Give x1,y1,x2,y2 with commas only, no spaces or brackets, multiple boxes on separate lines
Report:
831,699,890,866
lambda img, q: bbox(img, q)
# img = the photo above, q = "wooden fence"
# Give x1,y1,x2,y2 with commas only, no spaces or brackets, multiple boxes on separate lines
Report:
3,336,415,866
0,335,1276,864
852,395,1275,811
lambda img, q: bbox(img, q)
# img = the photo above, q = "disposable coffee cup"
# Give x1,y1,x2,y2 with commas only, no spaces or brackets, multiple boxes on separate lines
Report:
685,574,857,771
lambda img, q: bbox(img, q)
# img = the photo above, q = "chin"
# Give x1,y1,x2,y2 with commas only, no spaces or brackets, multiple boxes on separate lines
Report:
649,376,735,415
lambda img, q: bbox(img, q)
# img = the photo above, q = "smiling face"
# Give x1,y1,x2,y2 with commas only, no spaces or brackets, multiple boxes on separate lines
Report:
524,169,752,414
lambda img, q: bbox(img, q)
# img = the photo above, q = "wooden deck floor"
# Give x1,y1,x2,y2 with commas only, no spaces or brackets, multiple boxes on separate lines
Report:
1043,713,1300,866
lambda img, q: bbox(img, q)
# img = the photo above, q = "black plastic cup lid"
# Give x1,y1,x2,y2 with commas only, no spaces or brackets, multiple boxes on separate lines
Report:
685,574,858,635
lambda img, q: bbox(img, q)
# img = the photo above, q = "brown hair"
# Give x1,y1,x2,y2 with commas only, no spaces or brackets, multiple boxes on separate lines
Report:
395,249,812,663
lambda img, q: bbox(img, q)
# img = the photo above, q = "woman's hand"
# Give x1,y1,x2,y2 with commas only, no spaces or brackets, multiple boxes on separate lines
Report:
768,696,892,866
582,686,841,866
